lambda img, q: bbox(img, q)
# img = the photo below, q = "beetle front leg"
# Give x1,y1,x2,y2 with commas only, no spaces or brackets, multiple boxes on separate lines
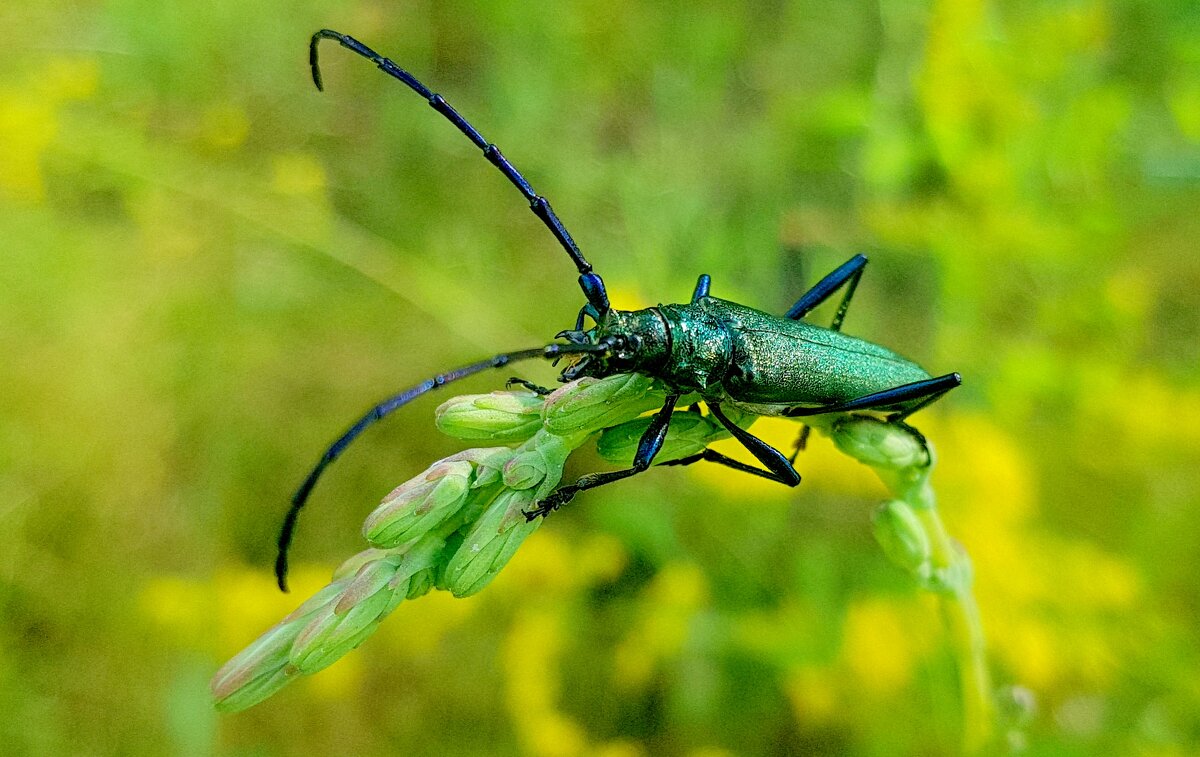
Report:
505,377,554,396
524,393,682,519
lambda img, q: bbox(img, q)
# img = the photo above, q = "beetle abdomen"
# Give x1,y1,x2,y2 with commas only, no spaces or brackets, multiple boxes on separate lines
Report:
696,298,932,411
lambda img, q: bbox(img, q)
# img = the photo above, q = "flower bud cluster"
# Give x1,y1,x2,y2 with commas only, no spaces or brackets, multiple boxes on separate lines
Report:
214,373,668,710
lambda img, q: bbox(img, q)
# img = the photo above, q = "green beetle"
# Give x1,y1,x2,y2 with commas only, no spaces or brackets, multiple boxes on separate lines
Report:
275,30,959,589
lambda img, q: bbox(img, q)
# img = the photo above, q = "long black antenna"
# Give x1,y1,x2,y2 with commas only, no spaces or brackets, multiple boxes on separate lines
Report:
310,29,610,314
275,342,609,591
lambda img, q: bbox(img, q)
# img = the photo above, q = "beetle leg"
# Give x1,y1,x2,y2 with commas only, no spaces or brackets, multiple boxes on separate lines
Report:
505,377,554,396
781,253,869,459
660,448,782,482
525,393,682,519
780,372,962,420
786,425,812,465
706,403,802,486
573,303,600,331
784,253,867,330
691,274,712,302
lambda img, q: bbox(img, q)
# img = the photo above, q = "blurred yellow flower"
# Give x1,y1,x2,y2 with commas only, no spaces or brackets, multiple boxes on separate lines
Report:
784,666,841,725
930,413,1143,693
0,58,98,201
272,152,327,196
200,102,250,150
613,562,709,690
840,596,934,697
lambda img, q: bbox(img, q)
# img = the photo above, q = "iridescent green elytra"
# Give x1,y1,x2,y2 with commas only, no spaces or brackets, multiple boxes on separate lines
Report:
277,32,961,588
564,296,933,417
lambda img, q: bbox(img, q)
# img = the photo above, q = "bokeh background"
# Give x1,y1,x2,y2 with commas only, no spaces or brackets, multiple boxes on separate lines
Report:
3,0,1198,754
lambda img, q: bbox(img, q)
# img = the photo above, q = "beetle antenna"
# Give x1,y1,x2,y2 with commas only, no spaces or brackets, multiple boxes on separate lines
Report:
275,341,610,591
310,29,610,315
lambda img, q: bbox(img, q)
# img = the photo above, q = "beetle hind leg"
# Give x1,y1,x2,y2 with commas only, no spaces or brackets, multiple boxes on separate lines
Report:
786,424,812,465
784,253,867,330
661,448,792,484
780,372,962,420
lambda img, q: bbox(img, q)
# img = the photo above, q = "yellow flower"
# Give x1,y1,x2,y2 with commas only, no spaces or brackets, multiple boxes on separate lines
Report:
0,58,98,201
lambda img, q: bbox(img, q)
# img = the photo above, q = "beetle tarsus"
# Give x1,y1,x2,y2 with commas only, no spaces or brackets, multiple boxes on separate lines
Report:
506,377,553,396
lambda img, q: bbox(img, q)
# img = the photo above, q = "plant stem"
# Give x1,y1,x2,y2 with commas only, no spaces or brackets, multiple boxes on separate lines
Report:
814,415,997,752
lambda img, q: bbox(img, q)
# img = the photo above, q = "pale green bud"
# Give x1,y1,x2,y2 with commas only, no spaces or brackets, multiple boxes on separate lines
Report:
212,580,350,710
596,410,726,465
211,617,304,711
290,605,387,675
405,566,436,600
872,499,932,578
290,560,400,675
290,537,443,674
442,489,540,598
212,660,297,713
502,433,570,496
542,373,666,436
435,391,545,441
830,416,930,471
363,459,473,548
923,542,974,596
445,447,517,489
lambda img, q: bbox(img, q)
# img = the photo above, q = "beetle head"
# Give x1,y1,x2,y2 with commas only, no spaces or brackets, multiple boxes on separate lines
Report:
554,307,669,382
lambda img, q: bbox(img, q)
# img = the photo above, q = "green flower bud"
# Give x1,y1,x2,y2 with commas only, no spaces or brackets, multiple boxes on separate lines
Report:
435,391,545,441
211,618,304,712
830,416,930,471
923,542,974,596
213,580,350,710
442,489,540,598
596,410,726,465
290,561,400,675
445,447,516,489
405,566,436,600
363,460,473,548
290,537,444,674
542,373,666,436
502,433,570,495
290,605,387,675
872,499,932,578
213,661,297,713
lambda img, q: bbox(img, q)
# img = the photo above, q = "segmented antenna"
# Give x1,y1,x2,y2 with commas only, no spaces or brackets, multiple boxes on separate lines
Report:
310,29,610,314
276,341,610,591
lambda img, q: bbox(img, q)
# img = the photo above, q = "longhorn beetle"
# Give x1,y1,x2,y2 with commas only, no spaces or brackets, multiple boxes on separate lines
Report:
275,29,961,591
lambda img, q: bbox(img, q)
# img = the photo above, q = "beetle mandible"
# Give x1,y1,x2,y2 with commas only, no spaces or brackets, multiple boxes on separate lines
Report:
274,29,961,591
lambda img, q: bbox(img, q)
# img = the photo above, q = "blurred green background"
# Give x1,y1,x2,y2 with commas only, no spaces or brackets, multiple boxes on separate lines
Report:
3,0,1198,754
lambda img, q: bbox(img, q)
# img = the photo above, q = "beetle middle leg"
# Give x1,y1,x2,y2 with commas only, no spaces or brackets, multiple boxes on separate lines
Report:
701,403,802,486
524,393,683,519
660,448,784,482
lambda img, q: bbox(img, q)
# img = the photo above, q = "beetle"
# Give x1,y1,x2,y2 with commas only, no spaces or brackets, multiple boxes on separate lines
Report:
274,29,961,591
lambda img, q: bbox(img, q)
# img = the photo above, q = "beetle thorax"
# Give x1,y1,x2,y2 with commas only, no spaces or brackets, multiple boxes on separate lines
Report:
594,308,671,374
